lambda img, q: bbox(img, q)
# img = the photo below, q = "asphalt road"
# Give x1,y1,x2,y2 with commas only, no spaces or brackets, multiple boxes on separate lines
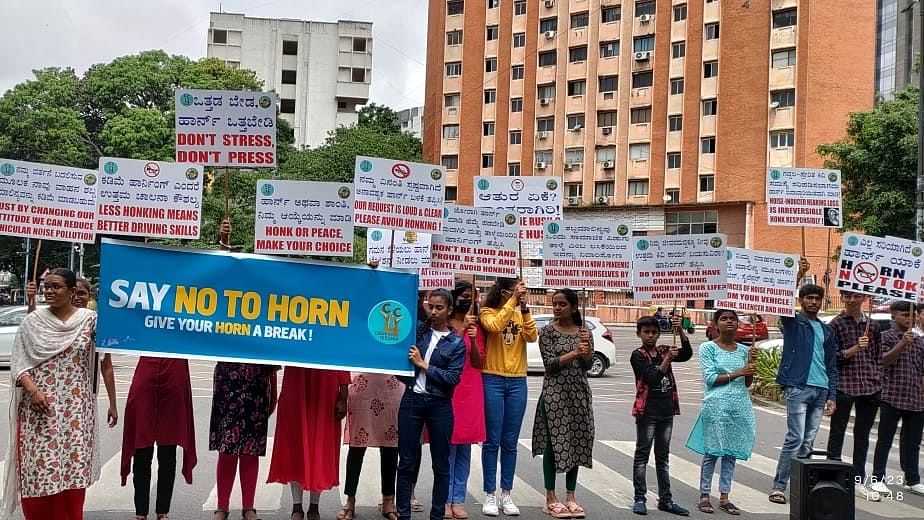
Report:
1,327,922,519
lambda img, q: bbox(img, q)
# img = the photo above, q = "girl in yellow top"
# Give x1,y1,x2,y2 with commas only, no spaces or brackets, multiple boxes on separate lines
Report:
477,278,538,516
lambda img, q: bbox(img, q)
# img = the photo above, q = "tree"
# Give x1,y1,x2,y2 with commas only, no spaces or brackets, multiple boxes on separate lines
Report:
817,88,918,240
358,103,402,134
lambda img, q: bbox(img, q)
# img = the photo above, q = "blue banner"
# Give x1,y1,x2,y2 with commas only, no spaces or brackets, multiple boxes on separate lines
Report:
97,240,418,375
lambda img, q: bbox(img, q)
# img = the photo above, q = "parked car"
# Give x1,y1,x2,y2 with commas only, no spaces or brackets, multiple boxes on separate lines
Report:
755,312,894,352
705,314,769,344
526,315,616,377
0,306,31,368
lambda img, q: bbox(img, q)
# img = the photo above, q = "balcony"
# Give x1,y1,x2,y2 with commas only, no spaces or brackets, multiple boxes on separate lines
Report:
599,21,621,42
771,26,797,50
570,28,589,46
537,65,557,85
338,51,372,69
769,146,795,167
563,165,583,183
565,94,586,113
596,163,616,180
441,137,460,154
336,81,370,102
769,107,795,131
628,122,651,141
769,65,796,89
629,87,651,107
536,98,555,116
565,128,585,147
632,55,654,72
568,60,588,79
598,91,619,109
598,55,620,75
634,15,656,36
628,159,650,179
597,126,617,146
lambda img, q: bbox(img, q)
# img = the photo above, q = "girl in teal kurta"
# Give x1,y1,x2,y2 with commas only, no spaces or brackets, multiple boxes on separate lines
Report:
686,309,757,515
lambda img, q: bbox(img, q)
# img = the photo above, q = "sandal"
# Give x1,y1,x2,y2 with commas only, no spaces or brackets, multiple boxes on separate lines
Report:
241,508,261,520
718,501,741,515
697,499,715,514
382,512,398,520
335,509,353,520
451,504,469,519
293,512,307,520
306,511,320,520
564,501,584,519
411,499,425,512
213,511,230,520
768,491,786,504
543,502,572,519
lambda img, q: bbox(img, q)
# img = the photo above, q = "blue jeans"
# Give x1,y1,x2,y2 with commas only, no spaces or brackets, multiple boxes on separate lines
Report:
448,444,472,504
700,454,737,494
482,374,528,494
397,391,454,520
772,385,827,491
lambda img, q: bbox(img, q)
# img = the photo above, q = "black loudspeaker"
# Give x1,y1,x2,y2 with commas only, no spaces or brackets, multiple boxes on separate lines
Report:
790,451,855,520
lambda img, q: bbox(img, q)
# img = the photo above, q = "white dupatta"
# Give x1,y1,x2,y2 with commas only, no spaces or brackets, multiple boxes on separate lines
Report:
0,307,96,520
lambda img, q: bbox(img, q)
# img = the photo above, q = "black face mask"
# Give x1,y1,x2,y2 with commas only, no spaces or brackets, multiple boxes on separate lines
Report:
455,298,472,313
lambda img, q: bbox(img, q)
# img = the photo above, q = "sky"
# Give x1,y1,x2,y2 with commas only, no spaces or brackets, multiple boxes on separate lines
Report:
0,0,428,110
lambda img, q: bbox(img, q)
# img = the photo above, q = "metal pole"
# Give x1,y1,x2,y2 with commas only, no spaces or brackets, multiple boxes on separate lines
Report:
918,0,924,240
78,244,85,278
69,242,75,271
23,238,30,303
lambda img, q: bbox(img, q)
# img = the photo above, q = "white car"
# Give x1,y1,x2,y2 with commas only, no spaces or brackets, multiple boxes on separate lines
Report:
755,312,894,351
526,315,616,377
0,306,31,368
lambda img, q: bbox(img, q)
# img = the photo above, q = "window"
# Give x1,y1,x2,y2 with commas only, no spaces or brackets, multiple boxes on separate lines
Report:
702,98,717,116
485,57,498,72
665,189,680,204
537,117,555,132
704,61,719,78
568,80,586,96
668,114,682,131
482,154,494,168
511,98,523,112
486,25,499,40
442,155,459,169
488,0,500,8
773,8,797,28
352,68,367,82
670,78,684,95
602,6,621,23
595,182,615,197
569,46,588,62
772,49,796,68
447,1,464,15
446,30,463,45
515,0,526,16
443,124,460,139
667,152,681,169
598,110,617,127
671,41,686,59
567,183,583,197
445,186,458,201
631,107,651,124
634,35,655,53
510,130,522,144
599,75,618,92
597,147,616,162
567,114,585,129
445,93,461,107
629,143,650,160
701,136,716,154
513,32,526,47
539,51,557,67
565,148,584,163
281,70,297,84
538,84,556,99
535,149,553,163
282,40,298,55
484,89,497,103
666,210,718,234
212,29,227,44
571,11,589,28
508,163,521,176
632,71,653,88
483,122,495,136
540,18,558,33
512,64,525,79
446,62,462,76
771,89,796,108
771,130,795,148
353,38,367,52
673,4,687,21
705,22,720,40
628,180,649,196
600,40,620,58
636,1,656,17
280,98,295,113
699,176,715,193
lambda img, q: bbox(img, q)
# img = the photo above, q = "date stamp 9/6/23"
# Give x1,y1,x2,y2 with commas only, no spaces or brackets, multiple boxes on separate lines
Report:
856,475,909,502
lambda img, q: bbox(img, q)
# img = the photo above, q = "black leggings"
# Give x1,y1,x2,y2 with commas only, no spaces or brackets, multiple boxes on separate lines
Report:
344,446,400,497
133,445,178,516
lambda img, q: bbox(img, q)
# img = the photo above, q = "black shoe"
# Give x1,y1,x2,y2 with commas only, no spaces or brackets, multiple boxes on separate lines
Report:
657,502,690,516
632,500,647,515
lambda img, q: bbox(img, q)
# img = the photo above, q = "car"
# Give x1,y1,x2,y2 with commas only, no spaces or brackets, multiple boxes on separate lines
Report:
0,306,31,368
705,314,769,344
526,315,616,378
755,312,894,352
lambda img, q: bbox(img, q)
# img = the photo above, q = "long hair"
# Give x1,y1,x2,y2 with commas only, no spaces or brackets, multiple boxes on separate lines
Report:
452,280,476,314
483,277,519,309
554,288,583,326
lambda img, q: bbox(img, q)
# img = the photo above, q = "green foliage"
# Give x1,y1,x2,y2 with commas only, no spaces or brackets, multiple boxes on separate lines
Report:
751,347,783,402
100,108,174,160
358,103,402,134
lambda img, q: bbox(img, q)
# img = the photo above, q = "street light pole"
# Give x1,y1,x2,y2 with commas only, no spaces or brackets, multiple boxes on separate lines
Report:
906,0,924,240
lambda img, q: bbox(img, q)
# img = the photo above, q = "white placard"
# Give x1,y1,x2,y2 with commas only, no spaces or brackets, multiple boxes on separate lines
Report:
766,167,842,228
716,247,798,316
175,89,278,167
836,233,923,302
431,205,520,276
631,234,728,301
0,159,97,243
520,240,543,260
254,180,355,257
353,156,445,233
542,220,632,290
366,228,432,268
97,158,203,239
522,266,544,289
419,268,455,290
473,176,562,240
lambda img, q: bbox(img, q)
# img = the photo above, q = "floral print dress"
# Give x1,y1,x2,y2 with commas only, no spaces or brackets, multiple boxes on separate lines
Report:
209,362,277,456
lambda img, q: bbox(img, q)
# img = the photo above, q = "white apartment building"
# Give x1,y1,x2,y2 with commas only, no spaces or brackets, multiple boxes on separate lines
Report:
207,12,373,148
397,106,424,137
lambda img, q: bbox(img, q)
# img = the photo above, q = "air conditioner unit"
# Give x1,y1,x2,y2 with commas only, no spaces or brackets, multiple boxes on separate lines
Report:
537,131,549,139
536,161,547,169
602,160,614,169
602,126,613,135
563,162,574,170
567,196,581,206
596,196,610,205
544,30,556,39
539,97,550,106
569,124,583,131
639,14,652,23
544,0,555,7
634,51,651,61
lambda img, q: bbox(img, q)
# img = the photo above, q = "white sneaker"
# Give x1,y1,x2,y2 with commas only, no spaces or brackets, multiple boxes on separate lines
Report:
482,494,499,516
869,481,891,494
903,482,924,495
500,493,520,516
856,484,881,501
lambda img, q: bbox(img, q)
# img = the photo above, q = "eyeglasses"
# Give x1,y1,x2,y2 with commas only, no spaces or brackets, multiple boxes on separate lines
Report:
44,284,68,292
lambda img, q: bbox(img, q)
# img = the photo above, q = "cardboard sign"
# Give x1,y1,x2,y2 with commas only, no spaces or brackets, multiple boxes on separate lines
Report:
766,167,842,228
419,268,454,290
0,158,97,243
353,156,445,233
254,180,354,257
97,158,203,239
631,234,728,301
836,232,923,302
366,228,432,268
542,220,632,290
431,205,519,276
473,176,561,240
716,247,798,316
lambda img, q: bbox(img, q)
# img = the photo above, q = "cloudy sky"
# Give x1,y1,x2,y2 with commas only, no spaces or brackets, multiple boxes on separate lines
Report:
0,0,428,109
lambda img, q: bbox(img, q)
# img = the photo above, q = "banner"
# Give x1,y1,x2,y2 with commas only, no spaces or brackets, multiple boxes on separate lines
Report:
473,176,561,240
522,266,544,289
836,233,922,302
716,247,797,316
542,220,632,290
0,159,97,243
419,268,454,290
766,167,842,228
175,89,278,167
431,205,519,276
97,158,203,239
97,240,418,375
366,228,431,268
631,234,728,301
254,180,354,257
353,156,445,233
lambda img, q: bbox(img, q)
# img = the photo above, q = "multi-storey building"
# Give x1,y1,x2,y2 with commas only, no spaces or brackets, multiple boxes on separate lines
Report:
207,12,373,148
423,0,875,283
876,0,920,97
398,106,425,137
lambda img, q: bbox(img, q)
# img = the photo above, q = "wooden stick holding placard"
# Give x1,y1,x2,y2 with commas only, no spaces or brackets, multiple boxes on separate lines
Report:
582,288,588,321
518,241,524,279
388,231,396,268
672,300,679,347
28,240,42,308
865,297,873,337
470,274,477,317
800,226,806,256
223,167,231,220
751,313,758,346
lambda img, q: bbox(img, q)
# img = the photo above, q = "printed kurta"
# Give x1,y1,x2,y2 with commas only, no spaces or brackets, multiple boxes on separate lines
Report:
344,373,404,447
209,362,277,456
